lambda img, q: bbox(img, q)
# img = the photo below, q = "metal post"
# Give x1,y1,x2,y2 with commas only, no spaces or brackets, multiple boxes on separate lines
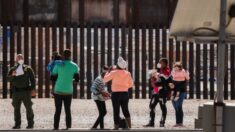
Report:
217,0,226,103
216,0,227,132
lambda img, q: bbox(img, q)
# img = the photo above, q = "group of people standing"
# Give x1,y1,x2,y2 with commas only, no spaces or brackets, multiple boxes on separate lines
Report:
144,58,190,128
90,57,133,130
90,57,190,129
7,49,189,130
7,50,80,130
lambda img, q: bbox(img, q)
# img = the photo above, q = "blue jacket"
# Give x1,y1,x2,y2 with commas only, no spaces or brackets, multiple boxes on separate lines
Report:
47,60,64,73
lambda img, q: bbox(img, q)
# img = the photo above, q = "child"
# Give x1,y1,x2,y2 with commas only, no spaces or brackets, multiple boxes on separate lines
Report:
47,52,63,73
149,70,161,94
47,52,64,95
90,66,111,130
170,62,190,127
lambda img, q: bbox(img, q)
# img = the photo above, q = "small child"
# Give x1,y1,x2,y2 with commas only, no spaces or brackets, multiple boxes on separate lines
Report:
169,62,190,101
47,52,63,73
90,66,111,129
149,70,161,94
47,52,64,95
169,62,190,127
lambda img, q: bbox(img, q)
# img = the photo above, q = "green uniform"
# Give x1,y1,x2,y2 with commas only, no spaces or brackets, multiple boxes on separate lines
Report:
52,60,79,94
7,64,36,127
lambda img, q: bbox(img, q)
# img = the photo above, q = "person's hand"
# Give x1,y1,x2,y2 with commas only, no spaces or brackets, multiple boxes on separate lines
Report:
101,91,111,97
112,65,117,70
174,96,179,101
169,83,175,89
51,92,55,98
12,71,17,76
31,90,36,97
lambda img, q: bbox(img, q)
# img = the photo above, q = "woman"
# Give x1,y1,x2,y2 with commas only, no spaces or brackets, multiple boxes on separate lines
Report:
170,62,190,127
145,58,171,127
90,66,110,129
103,57,133,130
51,50,79,130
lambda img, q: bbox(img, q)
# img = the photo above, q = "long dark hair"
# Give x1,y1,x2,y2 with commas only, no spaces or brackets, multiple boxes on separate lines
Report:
101,65,109,78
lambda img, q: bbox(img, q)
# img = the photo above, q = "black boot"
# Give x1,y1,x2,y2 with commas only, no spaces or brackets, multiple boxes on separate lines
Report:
113,124,119,130
144,111,155,127
12,125,21,129
144,122,154,127
26,125,34,129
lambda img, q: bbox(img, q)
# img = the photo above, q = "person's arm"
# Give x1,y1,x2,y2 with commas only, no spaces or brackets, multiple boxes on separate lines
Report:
28,67,36,90
149,78,155,90
47,62,54,73
103,71,115,83
167,75,173,83
73,73,80,82
159,76,168,84
184,70,190,81
7,68,16,82
128,73,134,89
73,66,80,82
155,81,163,87
51,64,59,81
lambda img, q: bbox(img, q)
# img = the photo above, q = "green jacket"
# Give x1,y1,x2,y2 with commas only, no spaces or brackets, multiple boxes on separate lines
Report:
7,64,36,90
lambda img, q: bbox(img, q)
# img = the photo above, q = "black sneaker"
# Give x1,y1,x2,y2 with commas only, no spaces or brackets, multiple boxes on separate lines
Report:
12,125,21,129
143,123,154,127
53,128,59,130
90,127,98,130
26,125,34,129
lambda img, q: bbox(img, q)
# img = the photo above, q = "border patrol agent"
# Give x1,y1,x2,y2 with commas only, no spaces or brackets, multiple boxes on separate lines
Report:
7,54,36,129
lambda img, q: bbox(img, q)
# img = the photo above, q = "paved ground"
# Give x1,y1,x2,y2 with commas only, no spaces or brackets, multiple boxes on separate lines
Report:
0,129,203,132
0,99,234,131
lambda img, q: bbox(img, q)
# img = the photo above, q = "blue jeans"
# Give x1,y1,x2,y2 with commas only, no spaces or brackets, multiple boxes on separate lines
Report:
172,92,186,124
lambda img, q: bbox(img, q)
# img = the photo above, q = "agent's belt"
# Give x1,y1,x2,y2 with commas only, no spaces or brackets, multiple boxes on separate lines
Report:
13,86,30,92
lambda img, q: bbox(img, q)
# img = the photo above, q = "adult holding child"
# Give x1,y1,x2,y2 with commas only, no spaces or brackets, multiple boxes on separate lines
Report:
169,62,190,127
103,57,133,130
144,58,171,128
51,49,79,130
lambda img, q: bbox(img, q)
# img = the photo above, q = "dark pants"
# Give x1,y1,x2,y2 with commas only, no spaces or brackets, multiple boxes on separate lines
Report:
172,92,186,124
12,91,34,126
92,100,107,129
54,94,72,129
149,94,167,124
111,92,130,125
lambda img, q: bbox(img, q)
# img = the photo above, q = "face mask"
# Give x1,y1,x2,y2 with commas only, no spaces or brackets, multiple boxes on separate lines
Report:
18,60,24,65
157,63,161,68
